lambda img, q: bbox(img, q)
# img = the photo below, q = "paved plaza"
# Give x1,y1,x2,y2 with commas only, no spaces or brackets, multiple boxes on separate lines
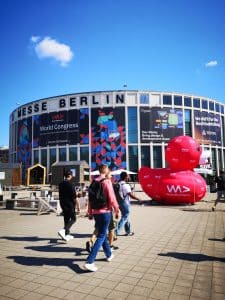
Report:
0,194,224,300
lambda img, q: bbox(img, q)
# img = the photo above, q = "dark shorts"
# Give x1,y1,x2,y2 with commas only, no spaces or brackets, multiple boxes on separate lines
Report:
108,212,118,231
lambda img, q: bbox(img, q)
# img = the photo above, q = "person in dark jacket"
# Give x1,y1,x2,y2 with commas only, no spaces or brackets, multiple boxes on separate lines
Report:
212,170,225,211
58,171,76,241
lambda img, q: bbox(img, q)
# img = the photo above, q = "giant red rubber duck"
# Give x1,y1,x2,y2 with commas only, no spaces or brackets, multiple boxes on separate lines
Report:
139,136,207,204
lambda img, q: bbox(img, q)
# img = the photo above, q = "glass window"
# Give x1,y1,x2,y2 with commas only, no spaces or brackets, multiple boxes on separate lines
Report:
184,97,191,107
41,149,47,167
33,150,39,164
209,101,214,111
185,110,192,136
59,148,66,161
49,148,56,167
80,147,89,164
221,105,224,114
193,98,200,108
215,103,220,113
69,147,77,161
141,146,150,167
218,149,223,171
211,148,216,173
223,150,225,170
163,95,172,105
174,95,182,106
140,94,149,104
128,107,138,143
128,146,138,172
153,146,162,168
222,116,225,147
202,99,208,110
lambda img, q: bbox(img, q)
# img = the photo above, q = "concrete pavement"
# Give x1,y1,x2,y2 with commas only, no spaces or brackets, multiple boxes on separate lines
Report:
0,194,224,299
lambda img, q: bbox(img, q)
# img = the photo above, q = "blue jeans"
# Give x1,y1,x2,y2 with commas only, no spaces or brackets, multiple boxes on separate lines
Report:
116,200,131,235
87,212,112,264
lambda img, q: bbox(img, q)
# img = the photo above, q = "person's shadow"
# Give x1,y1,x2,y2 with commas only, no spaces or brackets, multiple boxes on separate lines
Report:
0,236,58,243
1,235,91,273
158,252,225,263
7,255,88,273
208,237,225,242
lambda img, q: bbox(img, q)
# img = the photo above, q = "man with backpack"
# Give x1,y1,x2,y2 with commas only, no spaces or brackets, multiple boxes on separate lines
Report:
115,171,141,236
84,164,120,272
212,170,225,211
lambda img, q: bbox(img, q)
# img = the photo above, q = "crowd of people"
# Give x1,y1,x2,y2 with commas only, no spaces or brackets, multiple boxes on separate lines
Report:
57,165,142,272
57,165,225,272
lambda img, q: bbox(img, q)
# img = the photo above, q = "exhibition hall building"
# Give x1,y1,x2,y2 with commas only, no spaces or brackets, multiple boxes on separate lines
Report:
9,90,225,183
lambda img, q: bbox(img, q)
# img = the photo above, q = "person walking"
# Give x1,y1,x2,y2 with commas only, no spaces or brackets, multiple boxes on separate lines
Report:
212,170,225,211
58,171,76,241
85,171,119,253
84,165,120,272
115,171,141,236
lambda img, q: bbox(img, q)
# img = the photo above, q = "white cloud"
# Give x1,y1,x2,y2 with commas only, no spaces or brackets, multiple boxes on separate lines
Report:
31,36,74,66
30,36,40,43
205,60,218,67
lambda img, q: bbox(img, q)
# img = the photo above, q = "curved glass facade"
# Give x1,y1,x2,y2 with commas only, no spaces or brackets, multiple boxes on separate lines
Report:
9,90,225,183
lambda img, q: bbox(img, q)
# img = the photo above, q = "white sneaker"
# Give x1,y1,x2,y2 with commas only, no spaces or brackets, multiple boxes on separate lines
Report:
66,234,74,240
58,229,66,240
84,263,98,272
106,254,114,262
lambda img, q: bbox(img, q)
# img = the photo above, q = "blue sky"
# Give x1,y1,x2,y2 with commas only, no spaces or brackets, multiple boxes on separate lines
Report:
1,0,225,146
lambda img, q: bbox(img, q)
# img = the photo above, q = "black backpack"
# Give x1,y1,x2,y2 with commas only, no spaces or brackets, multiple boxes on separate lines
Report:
88,178,108,209
113,182,125,203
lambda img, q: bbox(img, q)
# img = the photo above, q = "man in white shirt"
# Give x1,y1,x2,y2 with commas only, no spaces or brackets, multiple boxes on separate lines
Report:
115,171,141,236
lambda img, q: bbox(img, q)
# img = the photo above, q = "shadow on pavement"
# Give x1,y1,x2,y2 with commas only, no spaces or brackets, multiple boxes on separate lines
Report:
208,237,225,242
7,255,88,274
0,236,58,243
25,244,87,256
158,252,225,263
0,233,91,242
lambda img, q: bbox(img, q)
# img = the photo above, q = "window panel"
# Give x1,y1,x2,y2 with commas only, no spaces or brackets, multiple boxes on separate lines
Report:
49,148,56,167
185,110,192,136
80,147,89,164
163,95,172,105
193,98,200,108
209,101,214,111
141,146,150,167
69,147,77,161
174,95,182,106
41,149,47,167
140,94,149,104
128,107,138,143
59,148,66,161
202,99,208,110
128,145,138,172
33,150,39,164
184,97,191,107
153,146,162,168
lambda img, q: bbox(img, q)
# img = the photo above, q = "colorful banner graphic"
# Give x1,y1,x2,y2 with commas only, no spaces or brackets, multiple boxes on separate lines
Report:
140,107,183,142
91,107,126,171
194,111,221,146
17,117,32,181
33,109,89,147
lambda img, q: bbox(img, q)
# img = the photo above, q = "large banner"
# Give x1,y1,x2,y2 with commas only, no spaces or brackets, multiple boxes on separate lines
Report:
17,117,32,181
140,107,183,142
91,107,126,171
194,111,221,145
33,109,89,147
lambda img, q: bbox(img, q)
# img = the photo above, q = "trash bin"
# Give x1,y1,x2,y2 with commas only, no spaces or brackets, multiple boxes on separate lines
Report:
6,200,15,209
